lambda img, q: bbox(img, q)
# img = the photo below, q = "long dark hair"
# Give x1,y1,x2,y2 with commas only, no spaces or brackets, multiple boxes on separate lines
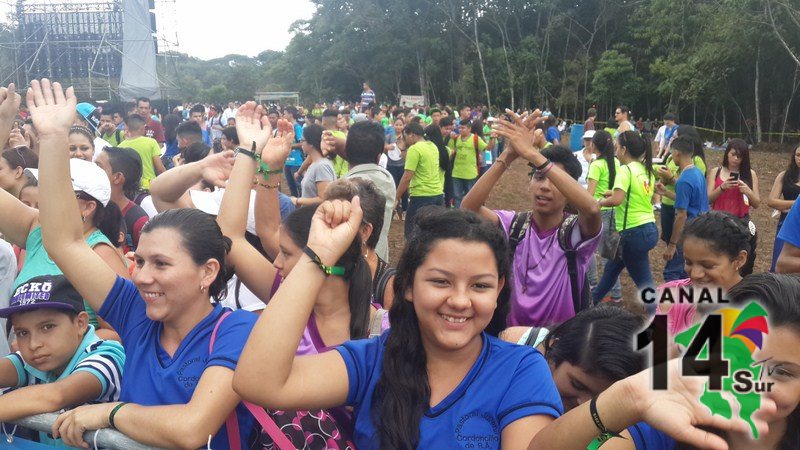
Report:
374,208,511,449
78,192,123,248
143,208,233,301
423,124,451,173
675,125,706,165
284,205,372,339
723,139,753,188
162,113,181,144
545,304,645,382
781,145,800,193
618,131,653,179
591,130,616,187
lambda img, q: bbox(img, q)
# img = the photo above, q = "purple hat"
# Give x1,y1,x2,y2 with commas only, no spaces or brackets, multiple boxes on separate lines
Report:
0,275,85,318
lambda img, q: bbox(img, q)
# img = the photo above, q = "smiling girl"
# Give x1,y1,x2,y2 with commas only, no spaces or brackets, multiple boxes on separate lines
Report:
68,125,95,161
234,206,562,449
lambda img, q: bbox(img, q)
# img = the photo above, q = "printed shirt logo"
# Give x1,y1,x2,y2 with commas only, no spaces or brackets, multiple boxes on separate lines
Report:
455,411,500,449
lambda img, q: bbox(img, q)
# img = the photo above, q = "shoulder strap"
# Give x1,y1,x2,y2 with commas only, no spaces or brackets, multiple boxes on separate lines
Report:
211,311,295,450
508,211,532,255
556,215,586,315
524,326,542,347
369,308,388,338
621,165,632,231
375,267,396,307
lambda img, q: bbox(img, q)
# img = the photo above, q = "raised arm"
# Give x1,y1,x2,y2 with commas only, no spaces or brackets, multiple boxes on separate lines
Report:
217,104,288,301
148,150,233,212
460,147,517,225
32,79,116,310
493,114,602,238
233,199,359,410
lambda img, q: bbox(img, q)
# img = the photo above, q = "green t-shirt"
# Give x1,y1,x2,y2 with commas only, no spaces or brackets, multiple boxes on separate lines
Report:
661,155,707,206
613,162,656,230
448,134,487,180
15,227,113,327
102,129,125,147
330,130,349,178
587,157,621,210
120,136,161,189
405,140,443,197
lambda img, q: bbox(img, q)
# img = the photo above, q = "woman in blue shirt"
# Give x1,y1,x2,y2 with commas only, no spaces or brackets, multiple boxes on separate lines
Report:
28,79,257,450
234,204,562,449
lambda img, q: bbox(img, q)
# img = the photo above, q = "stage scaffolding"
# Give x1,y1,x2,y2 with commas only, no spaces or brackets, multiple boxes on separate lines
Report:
5,0,179,101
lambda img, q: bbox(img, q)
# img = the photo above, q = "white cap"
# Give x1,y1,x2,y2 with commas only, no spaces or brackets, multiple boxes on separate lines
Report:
70,158,111,206
582,130,596,140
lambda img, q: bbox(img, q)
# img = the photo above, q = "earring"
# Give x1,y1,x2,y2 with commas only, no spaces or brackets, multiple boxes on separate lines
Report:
80,215,86,223
199,284,206,293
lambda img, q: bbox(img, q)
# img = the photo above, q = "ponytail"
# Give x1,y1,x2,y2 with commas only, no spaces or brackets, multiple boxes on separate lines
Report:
619,131,653,179
92,201,123,248
424,124,450,172
592,130,616,187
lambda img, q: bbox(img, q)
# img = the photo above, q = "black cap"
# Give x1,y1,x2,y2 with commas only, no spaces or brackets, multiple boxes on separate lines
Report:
0,275,85,318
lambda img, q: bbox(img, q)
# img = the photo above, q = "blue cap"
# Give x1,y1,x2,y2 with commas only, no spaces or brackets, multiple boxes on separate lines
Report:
76,102,100,134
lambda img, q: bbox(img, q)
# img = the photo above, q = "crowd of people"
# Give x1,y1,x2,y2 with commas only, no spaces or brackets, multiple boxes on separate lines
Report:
0,78,799,450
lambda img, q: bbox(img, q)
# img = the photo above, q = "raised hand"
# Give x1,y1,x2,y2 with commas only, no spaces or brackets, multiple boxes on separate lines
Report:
200,149,235,188
260,118,294,169
492,113,546,164
235,101,271,155
320,130,336,156
0,84,21,129
306,197,363,267
26,79,76,138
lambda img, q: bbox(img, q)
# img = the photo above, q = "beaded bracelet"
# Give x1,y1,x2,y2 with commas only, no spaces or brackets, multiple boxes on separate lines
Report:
303,247,346,276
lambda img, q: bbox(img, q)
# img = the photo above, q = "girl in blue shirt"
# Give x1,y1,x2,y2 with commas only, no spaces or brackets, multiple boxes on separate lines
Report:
234,205,563,449
28,79,257,450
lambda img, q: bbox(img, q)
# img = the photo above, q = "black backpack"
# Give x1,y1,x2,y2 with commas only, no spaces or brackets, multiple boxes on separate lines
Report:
507,211,591,316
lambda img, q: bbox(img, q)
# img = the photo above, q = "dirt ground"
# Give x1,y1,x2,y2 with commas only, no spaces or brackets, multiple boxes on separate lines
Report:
385,146,792,309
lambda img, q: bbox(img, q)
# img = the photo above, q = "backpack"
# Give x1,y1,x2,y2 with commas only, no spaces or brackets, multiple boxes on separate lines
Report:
507,212,591,316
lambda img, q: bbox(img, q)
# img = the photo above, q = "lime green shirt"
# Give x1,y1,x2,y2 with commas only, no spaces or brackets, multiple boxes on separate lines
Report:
330,130,349,178
661,155,707,206
405,140,443,197
448,134,487,180
120,136,161,189
613,161,656,230
587,157,621,210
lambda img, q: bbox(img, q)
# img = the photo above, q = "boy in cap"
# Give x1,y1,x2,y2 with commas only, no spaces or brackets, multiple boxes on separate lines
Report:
0,275,125,445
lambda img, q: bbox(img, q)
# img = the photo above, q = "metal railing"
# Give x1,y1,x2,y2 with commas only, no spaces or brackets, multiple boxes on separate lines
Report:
3,413,164,450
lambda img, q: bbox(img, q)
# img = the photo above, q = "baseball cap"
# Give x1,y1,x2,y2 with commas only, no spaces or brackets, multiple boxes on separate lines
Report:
0,275,85,319
583,130,596,140
23,160,110,206
76,103,100,134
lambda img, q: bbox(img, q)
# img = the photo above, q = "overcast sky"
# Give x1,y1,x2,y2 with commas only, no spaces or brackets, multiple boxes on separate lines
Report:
169,0,316,60
0,0,317,60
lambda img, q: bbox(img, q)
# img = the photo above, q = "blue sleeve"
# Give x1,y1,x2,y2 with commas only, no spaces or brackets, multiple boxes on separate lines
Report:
629,422,675,450
778,200,800,247
97,276,148,344
673,177,690,210
497,348,563,429
278,193,297,220
336,335,384,407
206,310,257,371
2,353,26,387
294,124,304,143
202,129,212,146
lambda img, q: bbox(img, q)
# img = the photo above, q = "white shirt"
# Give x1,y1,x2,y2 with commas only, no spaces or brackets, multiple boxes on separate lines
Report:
92,137,112,162
222,107,237,123
575,148,593,188
219,275,265,312
654,125,667,151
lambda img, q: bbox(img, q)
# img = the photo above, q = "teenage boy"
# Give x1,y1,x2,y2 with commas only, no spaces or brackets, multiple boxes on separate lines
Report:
462,119,602,328
120,113,166,190
448,119,486,207
0,275,125,446
655,113,678,159
657,136,709,281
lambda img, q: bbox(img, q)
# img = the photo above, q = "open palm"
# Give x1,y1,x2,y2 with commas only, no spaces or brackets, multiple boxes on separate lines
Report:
201,150,234,188
235,101,271,154
260,118,294,169
26,79,77,138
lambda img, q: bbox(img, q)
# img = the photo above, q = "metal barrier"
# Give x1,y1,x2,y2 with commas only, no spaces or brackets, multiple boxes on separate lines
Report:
2,413,164,450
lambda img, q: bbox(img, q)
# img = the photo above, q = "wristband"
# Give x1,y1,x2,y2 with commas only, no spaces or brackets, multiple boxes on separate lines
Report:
495,159,508,170
303,247,346,276
538,160,554,175
534,158,551,171
256,161,283,180
108,402,128,430
587,396,624,449
235,147,257,160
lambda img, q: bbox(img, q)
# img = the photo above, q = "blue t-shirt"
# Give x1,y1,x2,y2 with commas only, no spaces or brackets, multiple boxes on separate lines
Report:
546,126,560,144
163,138,179,158
285,123,305,167
630,422,675,450
336,332,562,449
664,125,678,143
202,129,212,147
674,166,709,218
98,276,257,450
778,200,800,247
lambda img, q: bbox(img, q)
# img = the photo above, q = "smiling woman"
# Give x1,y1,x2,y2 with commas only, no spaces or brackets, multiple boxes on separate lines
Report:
234,206,563,449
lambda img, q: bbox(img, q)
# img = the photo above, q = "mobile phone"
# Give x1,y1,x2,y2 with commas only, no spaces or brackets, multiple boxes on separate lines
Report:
730,172,739,181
